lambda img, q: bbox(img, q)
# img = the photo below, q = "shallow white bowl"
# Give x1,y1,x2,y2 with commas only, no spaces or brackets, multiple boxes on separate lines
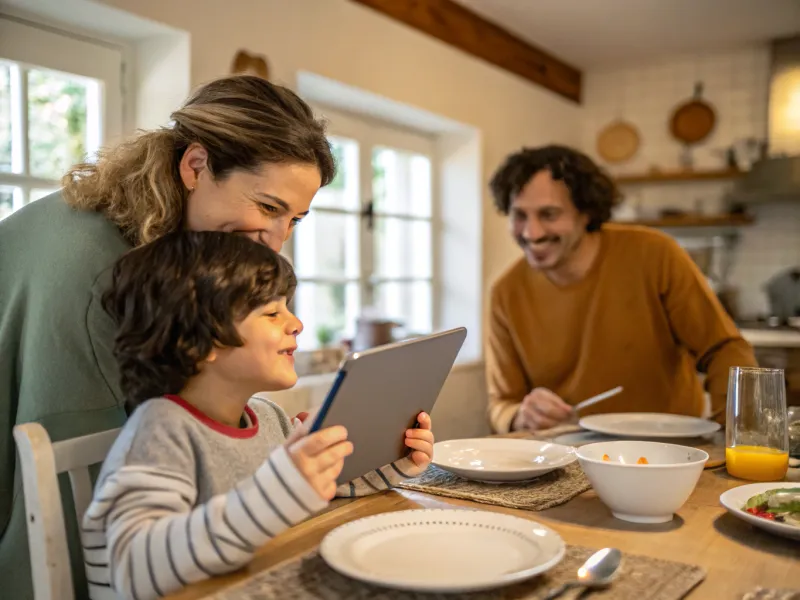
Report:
432,438,576,482
576,441,708,523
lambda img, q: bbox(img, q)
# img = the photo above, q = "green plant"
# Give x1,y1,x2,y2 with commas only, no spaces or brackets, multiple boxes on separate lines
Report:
316,324,336,348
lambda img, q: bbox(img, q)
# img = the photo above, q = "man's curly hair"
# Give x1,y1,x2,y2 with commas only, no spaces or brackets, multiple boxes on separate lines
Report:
103,231,296,414
489,145,622,232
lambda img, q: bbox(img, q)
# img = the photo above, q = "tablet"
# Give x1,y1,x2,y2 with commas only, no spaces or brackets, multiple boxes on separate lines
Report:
309,327,467,484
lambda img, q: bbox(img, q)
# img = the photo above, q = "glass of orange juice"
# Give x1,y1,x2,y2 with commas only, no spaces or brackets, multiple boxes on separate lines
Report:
726,366,789,481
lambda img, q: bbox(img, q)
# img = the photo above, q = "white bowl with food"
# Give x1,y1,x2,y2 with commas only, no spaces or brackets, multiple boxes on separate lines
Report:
576,441,708,523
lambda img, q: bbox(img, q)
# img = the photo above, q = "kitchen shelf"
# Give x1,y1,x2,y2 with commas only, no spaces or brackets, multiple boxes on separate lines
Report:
623,214,755,228
615,168,744,185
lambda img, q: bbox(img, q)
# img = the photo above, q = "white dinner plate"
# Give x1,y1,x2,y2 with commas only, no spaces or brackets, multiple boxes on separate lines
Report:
719,482,800,541
579,413,720,439
320,509,566,593
431,438,577,482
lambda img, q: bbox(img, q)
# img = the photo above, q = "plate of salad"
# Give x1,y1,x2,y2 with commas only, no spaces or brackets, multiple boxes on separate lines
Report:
720,482,800,541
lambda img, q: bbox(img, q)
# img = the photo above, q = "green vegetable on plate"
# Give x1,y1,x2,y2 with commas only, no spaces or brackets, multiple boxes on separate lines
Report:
743,488,800,526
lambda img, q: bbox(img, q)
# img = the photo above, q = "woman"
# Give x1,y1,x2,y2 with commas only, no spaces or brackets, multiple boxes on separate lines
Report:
0,75,335,600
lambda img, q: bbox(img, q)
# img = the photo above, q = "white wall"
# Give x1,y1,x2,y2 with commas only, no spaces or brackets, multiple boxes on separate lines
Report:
582,46,800,317
134,34,191,130
437,130,483,360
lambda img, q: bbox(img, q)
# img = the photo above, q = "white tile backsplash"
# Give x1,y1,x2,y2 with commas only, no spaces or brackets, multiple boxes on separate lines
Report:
583,46,800,318
584,46,770,175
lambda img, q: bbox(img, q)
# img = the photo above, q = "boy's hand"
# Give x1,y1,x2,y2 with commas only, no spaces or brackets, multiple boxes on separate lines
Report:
404,412,434,471
286,425,353,501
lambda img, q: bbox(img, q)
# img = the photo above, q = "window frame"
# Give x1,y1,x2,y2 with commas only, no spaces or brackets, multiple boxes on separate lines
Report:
288,107,440,347
0,15,123,211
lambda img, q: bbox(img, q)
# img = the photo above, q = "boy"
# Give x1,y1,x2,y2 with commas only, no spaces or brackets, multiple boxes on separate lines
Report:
82,232,434,600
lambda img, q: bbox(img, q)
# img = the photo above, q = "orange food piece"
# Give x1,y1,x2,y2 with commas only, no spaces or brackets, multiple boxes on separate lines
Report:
637,456,649,464
602,454,610,461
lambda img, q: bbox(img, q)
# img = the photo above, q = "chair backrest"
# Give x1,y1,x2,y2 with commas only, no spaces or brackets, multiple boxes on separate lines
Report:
13,423,121,600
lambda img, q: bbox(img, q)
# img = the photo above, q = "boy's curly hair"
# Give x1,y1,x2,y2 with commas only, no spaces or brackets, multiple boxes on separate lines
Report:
103,231,296,413
489,145,622,232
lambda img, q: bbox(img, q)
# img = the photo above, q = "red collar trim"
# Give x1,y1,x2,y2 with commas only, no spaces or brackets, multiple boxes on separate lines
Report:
164,395,259,439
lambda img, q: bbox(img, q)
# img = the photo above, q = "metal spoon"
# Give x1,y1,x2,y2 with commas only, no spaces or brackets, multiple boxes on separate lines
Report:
543,547,622,600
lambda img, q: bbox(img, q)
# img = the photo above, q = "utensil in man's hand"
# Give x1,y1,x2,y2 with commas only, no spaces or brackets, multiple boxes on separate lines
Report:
543,547,622,600
574,387,624,415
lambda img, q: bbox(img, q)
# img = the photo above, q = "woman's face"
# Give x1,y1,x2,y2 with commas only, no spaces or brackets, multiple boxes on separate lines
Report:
180,144,322,252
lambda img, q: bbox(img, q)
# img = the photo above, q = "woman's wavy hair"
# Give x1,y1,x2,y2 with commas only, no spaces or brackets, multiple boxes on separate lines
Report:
489,145,621,232
103,231,296,413
63,75,335,245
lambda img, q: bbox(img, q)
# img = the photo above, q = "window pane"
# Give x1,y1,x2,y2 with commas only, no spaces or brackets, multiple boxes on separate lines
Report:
313,137,359,210
293,210,360,278
30,188,58,202
0,64,11,173
372,147,431,218
374,280,432,335
27,68,99,179
0,186,22,221
373,217,431,278
293,281,360,350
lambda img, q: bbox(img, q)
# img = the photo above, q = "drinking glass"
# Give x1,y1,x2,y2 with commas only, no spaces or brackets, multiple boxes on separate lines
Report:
726,367,789,481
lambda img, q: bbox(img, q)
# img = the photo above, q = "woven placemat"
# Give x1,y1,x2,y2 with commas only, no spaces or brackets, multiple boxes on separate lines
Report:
208,545,705,600
395,463,590,511
742,589,800,600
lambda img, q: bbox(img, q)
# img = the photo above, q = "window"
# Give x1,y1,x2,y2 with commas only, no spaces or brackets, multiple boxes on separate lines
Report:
0,16,122,220
291,112,436,350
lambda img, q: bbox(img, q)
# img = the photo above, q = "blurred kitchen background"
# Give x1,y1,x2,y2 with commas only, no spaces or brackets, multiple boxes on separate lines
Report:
1,0,799,433
581,34,800,405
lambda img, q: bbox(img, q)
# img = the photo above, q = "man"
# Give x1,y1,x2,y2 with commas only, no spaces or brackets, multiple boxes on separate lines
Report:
486,145,757,433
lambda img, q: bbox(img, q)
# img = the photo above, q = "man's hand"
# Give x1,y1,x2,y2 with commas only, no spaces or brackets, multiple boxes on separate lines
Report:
512,387,573,431
286,425,354,500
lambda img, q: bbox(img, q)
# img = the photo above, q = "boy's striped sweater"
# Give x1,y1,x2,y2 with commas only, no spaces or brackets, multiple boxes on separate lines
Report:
82,395,416,600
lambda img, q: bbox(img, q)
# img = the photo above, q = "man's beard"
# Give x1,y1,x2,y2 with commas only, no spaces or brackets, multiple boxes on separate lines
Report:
516,234,561,249
517,231,583,271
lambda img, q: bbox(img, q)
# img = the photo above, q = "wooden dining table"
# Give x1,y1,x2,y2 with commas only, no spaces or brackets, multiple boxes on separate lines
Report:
167,458,800,600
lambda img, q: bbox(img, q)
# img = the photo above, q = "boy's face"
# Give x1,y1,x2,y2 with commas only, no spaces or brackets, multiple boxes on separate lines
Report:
210,297,303,392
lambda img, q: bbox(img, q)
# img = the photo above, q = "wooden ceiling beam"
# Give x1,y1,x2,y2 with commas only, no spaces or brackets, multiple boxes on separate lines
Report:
351,0,582,103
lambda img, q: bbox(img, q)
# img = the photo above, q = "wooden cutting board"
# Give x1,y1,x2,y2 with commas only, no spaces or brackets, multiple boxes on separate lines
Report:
597,120,640,163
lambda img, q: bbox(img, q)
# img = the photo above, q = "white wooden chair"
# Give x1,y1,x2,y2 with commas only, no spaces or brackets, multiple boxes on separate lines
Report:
13,423,121,600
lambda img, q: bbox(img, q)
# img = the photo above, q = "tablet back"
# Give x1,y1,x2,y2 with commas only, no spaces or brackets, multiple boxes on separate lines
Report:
311,327,467,484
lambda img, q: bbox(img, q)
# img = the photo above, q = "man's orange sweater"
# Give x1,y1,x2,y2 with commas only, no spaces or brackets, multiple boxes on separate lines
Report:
486,224,757,433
